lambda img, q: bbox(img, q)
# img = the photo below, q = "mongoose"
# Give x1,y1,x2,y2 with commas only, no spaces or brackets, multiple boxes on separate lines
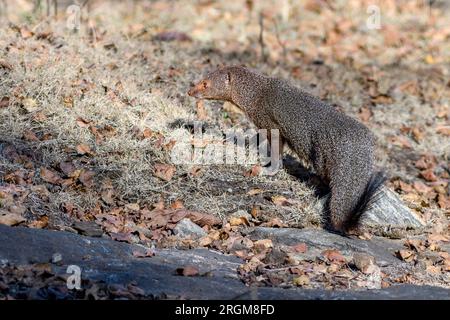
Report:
187,66,386,233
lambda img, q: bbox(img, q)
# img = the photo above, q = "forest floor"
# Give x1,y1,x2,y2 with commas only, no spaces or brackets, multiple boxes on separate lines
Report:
0,0,449,296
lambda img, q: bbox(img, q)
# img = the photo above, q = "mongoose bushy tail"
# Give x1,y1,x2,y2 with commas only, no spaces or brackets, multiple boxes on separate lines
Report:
188,66,386,233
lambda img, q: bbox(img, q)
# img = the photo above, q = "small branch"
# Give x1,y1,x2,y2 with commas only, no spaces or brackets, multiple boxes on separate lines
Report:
273,18,287,65
258,11,267,63
33,0,41,14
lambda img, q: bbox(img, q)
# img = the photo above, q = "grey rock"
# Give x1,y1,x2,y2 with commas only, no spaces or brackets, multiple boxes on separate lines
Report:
0,225,448,300
246,227,404,266
361,186,425,228
72,221,103,237
315,186,425,230
238,284,450,300
230,210,252,220
51,253,63,264
353,252,376,271
173,218,207,239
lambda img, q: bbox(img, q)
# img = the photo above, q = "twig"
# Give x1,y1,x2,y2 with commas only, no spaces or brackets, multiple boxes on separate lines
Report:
33,0,41,14
0,0,7,19
258,11,267,63
273,18,287,65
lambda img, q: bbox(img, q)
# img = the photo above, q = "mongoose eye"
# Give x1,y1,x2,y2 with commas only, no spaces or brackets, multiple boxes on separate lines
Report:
202,81,208,89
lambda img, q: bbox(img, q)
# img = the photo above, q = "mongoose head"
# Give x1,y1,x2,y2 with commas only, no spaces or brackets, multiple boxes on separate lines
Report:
187,67,234,101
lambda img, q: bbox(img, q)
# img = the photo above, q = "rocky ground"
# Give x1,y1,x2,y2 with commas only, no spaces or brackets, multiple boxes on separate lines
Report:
1,224,449,299
0,0,449,299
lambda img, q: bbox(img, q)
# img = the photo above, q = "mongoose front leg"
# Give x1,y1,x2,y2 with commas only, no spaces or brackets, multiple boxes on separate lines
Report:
265,130,284,159
262,129,284,175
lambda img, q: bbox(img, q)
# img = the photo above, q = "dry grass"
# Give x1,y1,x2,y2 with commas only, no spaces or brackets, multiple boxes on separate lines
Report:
0,0,448,232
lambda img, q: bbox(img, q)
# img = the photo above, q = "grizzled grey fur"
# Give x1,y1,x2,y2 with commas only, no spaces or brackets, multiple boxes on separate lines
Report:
188,66,386,233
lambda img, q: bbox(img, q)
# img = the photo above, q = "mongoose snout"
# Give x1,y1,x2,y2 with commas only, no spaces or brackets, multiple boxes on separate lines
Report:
188,69,232,101
188,65,386,234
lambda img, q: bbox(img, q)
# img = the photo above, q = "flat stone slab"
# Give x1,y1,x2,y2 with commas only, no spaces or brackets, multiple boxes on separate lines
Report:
314,186,425,231
246,227,405,266
0,225,448,299
361,186,425,229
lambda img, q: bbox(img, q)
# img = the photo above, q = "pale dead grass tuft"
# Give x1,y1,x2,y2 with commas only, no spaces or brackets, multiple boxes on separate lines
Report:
0,0,448,232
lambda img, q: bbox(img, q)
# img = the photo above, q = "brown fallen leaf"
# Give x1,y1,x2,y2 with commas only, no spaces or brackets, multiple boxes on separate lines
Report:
250,205,260,219
33,112,47,122
228,216,246,226
427,234,449,243
262,217,286,227
101,189,115,205
426,265,442,274
413,181,432,194
28,216,49,229
411,127,424,143
437,194,449,210
147,212,170,229
40,167,61,185
247,188,264,196
420,169,437,182
132,249,155,258
389,135,412,149
396,249,416,262
0,96,10,108
176,266,199,276
198,229,223,247
271,195,293,206
20,26,33,39
59,161,78,177
322,249,347,264
63,96,74,108
414,154,436,170
394,179,413,193
254,239,273,251
22,130,39,142
170,209,221,227
293,275,310,286
436,126,450,136
125,203,140,212
79,170,95,188
170,199,184,209
243,165,262,177
154,163,176,181
142,128,154,139
198,235,214,247
76,144,93,155
443,257,450,272
0,210,26,226
189,165,202,176
0,60,13,71
76,117,91,128
164,140,176,151
291,243,308,253
358,107,372,122
405,239,425,252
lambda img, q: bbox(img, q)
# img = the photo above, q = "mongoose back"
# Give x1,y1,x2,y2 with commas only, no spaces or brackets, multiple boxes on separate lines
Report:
188,65,386,233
